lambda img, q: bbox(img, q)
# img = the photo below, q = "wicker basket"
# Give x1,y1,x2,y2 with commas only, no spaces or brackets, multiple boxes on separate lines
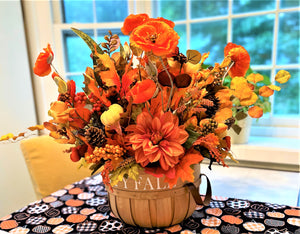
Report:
106,164,208,228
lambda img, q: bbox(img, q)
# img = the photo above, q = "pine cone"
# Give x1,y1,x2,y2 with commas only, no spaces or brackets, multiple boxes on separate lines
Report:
85,126,106,147
202,94,220,118
58,93,71,103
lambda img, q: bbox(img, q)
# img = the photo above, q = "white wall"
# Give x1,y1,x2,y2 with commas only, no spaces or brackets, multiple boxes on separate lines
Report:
0,0,37,217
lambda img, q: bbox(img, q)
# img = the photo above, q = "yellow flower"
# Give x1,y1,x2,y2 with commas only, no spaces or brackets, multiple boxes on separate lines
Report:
275,70,291,84
100,104,124,127
246,73,264,83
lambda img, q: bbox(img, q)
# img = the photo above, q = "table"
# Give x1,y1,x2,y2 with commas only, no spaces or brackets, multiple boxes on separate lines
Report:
0,174,299,233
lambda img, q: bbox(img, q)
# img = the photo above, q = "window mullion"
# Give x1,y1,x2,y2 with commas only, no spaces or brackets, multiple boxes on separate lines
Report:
270,0,281,118
227,0,232,42
186,0,190,49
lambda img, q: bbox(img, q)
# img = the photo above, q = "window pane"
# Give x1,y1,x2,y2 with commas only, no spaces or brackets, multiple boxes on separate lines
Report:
233,0,275,13
233,15,274,65
63,0,93,23
280,0,300,8
158,0,186,21
175,24,187,53
67,75,85,93
277,12,300,65
273,69,299,116
190,20,227,65
95,0,128,22
64,30,94,73
191,0,228,18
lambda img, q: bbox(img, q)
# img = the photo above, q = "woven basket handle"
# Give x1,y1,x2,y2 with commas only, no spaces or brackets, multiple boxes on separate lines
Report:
184,173,212,206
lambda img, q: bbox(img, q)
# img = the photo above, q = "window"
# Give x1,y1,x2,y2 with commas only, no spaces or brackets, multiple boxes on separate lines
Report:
31,0,299,138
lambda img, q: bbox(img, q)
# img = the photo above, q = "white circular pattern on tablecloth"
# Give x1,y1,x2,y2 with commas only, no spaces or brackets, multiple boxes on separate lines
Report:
78,192,94,200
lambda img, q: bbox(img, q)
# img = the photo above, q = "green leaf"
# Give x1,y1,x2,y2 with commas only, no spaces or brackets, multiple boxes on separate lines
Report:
262,74,271,85
183,128,201,149
71,28,103,55
186,50,201,64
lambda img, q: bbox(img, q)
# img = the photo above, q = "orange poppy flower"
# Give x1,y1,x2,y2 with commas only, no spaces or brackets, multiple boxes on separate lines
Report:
149,17,175,28
224,43,250,77
248,106,263,118
126,111,189,171
121,13,149,35
130,20,179,56
127,79,157,104
33,44,54,77
259,86,274,97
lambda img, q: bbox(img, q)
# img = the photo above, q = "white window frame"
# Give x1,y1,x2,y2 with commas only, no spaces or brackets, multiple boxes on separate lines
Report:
23,0,299,140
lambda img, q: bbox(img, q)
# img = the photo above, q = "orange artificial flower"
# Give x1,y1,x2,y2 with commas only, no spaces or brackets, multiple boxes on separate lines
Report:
275,70,291,84
224,43,250,77
248,106,263,118
214,107,233,123
48,101,70,124
126,111,189,171
152,17,175,28
246,73,264,84
259,86,274,97
230,76,257,106
215,88,232,109
130,20,179,56
33,44,54,77
121,13,149,35
127,79,157,104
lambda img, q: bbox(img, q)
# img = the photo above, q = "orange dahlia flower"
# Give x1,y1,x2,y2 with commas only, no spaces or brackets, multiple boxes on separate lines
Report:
121,13,149,35
126,111,189,171
130,20,179,56
224,43,250,77
33,44,54,77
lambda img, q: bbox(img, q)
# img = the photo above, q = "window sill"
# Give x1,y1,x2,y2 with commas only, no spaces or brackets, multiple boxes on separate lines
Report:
229,136,299,169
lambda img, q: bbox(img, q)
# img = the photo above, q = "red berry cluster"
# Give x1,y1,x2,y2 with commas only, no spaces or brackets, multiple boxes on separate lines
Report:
88,93,102,112
74,92,87,105
92,101,102,112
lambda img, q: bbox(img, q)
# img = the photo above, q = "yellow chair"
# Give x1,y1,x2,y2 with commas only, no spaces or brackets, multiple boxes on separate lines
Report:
20,135,91,199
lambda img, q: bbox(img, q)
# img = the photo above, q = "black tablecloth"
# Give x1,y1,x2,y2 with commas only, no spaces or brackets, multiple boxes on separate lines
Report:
0,174,299,233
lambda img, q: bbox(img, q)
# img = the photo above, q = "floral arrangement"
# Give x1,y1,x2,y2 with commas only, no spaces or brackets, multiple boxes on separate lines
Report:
1,14,290,189
223,64,290,134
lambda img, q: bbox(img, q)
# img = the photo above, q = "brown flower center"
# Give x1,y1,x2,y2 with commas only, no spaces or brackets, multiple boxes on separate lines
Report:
150,132,163,145
147,33,158,43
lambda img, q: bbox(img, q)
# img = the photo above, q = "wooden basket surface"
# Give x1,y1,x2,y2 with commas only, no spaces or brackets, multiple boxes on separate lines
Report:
107,164,201,228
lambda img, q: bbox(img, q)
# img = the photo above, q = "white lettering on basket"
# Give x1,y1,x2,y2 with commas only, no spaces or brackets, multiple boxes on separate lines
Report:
135,177,142,190
143,177,154,190
122,178,128,189
157,177,168,190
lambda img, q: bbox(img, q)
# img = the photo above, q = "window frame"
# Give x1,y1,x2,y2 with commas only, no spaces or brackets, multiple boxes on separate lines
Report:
23,0,299,138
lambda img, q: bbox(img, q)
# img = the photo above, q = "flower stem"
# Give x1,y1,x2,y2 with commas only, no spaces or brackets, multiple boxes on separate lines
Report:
159,57,174,111
50,64,65,81
222,61,235,85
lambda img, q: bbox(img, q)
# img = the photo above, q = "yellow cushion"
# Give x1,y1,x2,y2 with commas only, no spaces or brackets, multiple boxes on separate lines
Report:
20,135,91,199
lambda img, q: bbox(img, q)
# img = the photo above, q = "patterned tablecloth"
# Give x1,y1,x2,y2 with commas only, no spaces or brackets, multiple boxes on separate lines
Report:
0,174,299,234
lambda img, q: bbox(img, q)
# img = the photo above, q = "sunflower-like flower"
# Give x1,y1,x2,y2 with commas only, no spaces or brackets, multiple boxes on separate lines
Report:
126,111,189,171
